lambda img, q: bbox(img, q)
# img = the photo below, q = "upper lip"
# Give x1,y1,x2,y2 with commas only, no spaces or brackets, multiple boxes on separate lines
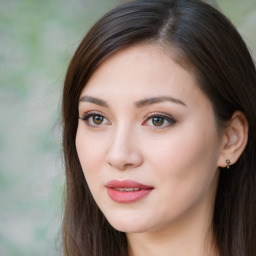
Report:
106,179,153,190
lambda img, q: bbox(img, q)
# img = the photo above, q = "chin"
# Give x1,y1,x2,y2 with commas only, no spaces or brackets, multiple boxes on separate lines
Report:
110,224,146,233
105,215,152,233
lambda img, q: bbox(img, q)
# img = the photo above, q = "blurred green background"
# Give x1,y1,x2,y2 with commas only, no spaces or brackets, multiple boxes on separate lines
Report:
0,0,255,255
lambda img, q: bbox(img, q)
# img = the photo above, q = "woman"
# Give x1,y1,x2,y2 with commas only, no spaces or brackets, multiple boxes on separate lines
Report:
61,0,256,255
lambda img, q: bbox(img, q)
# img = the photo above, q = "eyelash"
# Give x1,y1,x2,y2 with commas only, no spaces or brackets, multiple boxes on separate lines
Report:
79,112,176,128
143,113,176,128
79,111,109,127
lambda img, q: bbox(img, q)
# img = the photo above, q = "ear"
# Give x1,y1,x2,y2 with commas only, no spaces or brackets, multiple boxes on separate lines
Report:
218,111,249,168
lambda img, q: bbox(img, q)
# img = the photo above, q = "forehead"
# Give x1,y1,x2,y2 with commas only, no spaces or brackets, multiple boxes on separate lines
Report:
80,43,206,107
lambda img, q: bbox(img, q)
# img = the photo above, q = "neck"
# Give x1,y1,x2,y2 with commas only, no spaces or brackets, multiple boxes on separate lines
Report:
127,224,218,256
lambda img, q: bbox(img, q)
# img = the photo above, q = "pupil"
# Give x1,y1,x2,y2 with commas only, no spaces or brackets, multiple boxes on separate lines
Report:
93,115,103,124
153,117,164,126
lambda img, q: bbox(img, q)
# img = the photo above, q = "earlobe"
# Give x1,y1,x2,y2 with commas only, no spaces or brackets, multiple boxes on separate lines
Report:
218,111,248,168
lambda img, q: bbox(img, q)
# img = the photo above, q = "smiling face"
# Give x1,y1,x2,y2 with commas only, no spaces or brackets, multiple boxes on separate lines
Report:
75,43,222,234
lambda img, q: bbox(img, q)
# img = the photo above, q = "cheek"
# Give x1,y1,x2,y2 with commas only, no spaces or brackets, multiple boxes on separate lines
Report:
146,124,220,199
75,126,106,177
146,129,214,171
75,126,110,204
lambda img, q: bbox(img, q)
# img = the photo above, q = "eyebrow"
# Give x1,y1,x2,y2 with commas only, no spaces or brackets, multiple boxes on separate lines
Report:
79,95,109,108
79,95,186,108
135,96,186,108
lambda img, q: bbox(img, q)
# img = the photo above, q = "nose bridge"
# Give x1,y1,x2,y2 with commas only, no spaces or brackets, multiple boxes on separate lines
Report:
106,122,142,170
113,122,132,149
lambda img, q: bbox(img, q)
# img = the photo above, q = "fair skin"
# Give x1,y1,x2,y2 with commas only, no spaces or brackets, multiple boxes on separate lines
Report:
76,44,248,256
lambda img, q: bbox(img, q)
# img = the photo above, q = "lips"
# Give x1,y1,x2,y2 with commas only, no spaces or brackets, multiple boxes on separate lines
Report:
106,180,154,203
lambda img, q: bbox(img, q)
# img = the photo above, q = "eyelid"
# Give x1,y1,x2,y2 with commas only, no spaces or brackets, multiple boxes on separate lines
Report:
79,111,176,128
143,112,176,128
79,111,111,127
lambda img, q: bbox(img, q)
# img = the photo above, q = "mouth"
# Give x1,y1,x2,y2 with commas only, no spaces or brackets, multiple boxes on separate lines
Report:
114,187,141,192
106,179,154,203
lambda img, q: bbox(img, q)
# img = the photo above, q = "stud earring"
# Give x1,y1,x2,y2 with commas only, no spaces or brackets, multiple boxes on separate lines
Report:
226,159,231,169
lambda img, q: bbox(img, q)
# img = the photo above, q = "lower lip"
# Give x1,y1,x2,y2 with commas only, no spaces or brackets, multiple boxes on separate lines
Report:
107,188,153,203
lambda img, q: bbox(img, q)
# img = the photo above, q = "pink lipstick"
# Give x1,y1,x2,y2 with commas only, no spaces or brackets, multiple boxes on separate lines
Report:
106,180,153,203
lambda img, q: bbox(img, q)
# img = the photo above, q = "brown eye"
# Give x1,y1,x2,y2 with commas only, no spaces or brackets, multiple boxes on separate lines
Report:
152,117,164,126
80,112,109,127
93,115,104,124
143,113,176,128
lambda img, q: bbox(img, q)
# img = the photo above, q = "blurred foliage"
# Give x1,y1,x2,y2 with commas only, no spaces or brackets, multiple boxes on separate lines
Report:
0,1,118,255
0,0,255,255
218,0,256,59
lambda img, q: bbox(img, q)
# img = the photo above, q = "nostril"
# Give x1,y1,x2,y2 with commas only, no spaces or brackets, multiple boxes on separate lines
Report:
108,161,136,170
106,146,143,170
105,129,143,170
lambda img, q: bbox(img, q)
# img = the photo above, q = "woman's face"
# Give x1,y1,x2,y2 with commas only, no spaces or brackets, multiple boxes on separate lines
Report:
76,44,222,233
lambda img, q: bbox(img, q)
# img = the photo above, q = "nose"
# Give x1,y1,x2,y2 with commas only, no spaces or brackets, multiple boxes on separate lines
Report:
106,125,143,170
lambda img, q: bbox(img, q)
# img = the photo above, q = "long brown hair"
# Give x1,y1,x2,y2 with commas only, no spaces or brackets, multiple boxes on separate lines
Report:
62,0,256,255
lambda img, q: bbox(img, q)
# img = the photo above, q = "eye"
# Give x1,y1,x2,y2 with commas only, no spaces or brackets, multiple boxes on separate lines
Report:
79,112,110,127
143,113,176,128
91,115,105,125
